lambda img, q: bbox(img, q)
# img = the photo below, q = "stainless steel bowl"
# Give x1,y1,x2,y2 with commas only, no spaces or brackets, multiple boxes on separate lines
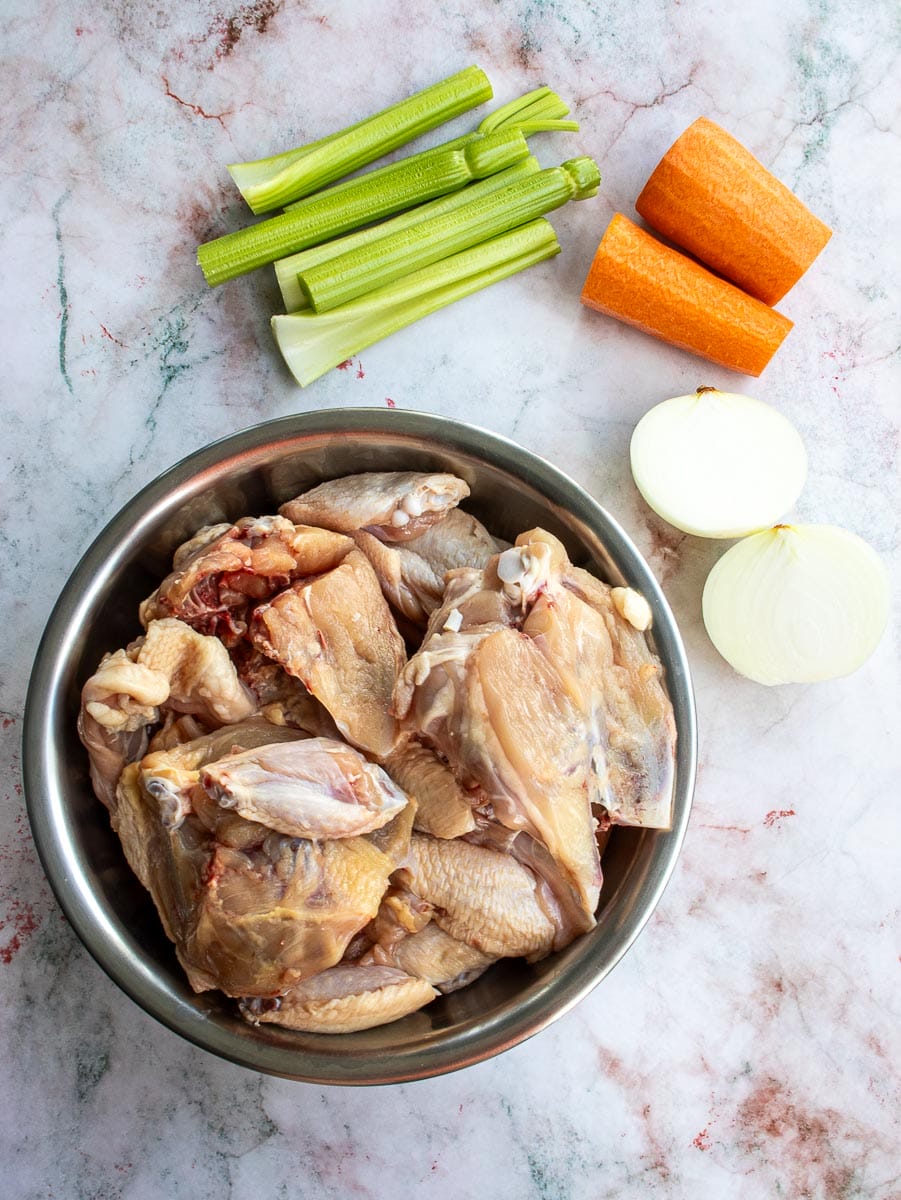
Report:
24,409,696,1084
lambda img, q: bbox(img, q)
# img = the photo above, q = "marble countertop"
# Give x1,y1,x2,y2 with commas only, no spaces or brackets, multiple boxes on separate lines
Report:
3,1,899,1196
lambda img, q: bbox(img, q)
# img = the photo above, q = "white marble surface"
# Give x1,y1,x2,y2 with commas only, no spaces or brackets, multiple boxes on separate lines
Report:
3,0,900,1195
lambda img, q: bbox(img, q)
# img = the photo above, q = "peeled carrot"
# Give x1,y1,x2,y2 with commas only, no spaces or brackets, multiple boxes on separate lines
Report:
580,214,792,376
635,117,832,305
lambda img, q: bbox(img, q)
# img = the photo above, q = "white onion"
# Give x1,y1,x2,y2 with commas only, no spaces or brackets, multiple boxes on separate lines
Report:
630,387,807,538
702,524,889,685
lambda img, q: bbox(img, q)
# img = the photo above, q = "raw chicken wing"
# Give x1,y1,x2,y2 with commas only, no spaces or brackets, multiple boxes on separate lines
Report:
240,963,437,1033
78,618,256,811
139,717,305,830
400,833,557,961
465,820,596,949
279,471,470,543
352,508,502,623
382,738,477,839
364,921,495,993
201,737,409,839
137,618,256,726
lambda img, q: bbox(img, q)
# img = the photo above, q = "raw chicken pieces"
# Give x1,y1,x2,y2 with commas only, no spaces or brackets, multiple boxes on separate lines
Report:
241,964,437,1033
364,922,494,993
78,470,677,1034
201,738,409,839
351,508,502,624
382,738,477,839
250,548,405,759
279,470,470,542
394,574,603,926
561,565,676,828
78,617,255,811
139,716,305,830
401,833,557,960
113,726,407,997
141,516,352,646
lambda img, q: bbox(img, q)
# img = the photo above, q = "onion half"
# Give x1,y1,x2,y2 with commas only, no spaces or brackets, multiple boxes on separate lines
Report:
702,524,890,685
630,388,807,538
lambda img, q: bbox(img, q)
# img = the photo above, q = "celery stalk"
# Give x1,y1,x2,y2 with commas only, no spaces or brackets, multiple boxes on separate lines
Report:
271,219,560,387
197,128,530,287
274,157,543,313
298,156,600,313
282,86,578,214
228,66,493,214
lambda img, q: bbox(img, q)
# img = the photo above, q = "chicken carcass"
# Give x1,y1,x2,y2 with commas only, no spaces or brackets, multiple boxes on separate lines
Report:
494,531,675,828
229,642,340,738
394,536,603,923
141,516,353,646
450,626,603,919
182,830,396,996
136,618,256,726
397,529,676,899
78,649,171,811
561,565,677,829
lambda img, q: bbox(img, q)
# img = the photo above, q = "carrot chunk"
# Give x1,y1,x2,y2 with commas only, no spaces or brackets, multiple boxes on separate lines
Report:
580,214,792,377
635,117,832,305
